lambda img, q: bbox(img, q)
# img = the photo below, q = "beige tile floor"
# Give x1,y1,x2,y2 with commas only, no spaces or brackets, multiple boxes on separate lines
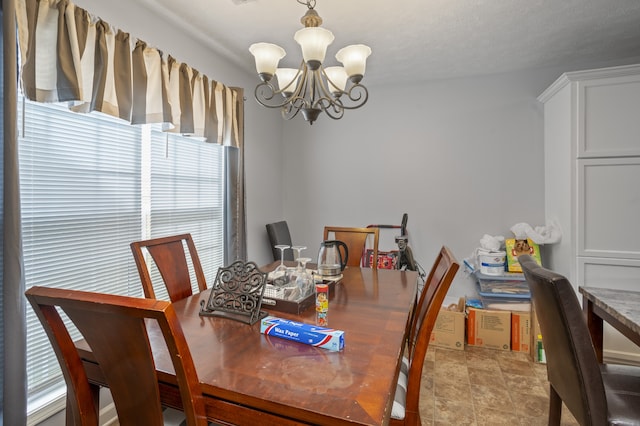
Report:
419,345,580,426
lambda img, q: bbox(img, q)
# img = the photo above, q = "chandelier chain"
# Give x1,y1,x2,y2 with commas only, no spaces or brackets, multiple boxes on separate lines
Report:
297,0,316,9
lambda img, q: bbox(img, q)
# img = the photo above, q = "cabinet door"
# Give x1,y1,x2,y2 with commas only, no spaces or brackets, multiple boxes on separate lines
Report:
577,257,640,362
577,158,640,259
577,74,640,158
577,257,640,290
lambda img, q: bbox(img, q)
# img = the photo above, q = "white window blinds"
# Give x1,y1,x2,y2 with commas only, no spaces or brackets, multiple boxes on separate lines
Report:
19,96,225,411
142,130,225,300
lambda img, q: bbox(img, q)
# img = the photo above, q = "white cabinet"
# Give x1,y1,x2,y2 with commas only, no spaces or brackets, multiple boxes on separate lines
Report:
539,64,640,364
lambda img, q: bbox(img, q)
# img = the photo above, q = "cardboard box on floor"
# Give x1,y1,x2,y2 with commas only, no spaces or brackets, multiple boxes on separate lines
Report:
466,307,511,351
511,310,531,353
430,297,466,351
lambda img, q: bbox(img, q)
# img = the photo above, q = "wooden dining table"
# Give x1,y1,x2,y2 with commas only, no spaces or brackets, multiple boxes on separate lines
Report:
579,286,640,363
79,265,418,425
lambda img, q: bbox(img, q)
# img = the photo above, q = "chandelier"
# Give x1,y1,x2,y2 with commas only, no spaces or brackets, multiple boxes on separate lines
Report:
249,0,371,125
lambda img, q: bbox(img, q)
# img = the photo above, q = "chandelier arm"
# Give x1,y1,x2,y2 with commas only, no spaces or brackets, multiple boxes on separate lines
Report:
309,68,338,112
253,63,307,110
281,98,304,121
317,97,345,120
314,68,337,103
254,81,284,109
336,83,369,110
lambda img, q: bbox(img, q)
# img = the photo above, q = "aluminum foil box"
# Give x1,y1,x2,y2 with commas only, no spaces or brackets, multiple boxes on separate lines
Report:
260,316,344,352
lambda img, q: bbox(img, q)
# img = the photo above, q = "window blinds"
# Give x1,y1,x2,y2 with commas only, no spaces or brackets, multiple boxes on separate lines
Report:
19,97,224,408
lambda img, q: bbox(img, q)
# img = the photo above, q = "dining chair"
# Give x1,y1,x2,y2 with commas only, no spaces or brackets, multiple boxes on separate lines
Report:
323,226,380,268
130,233,208,302
25,286,208,426
519,255,640,426
266,221,294,261
391,245,459,426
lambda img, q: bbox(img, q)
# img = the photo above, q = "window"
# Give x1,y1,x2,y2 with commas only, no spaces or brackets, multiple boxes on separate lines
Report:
19,96,225,415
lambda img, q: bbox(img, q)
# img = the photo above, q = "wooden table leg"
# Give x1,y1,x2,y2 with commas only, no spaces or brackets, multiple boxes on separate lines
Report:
583,294,604,363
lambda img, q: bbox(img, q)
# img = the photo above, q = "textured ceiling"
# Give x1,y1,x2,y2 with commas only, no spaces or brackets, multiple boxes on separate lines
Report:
135,0,640,86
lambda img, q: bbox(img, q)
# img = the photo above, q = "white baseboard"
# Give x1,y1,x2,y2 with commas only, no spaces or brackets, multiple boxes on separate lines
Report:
604,348,640,366
100,403,119,425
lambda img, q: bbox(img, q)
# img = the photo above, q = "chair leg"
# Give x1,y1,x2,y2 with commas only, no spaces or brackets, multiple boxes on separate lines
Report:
548,384,562,426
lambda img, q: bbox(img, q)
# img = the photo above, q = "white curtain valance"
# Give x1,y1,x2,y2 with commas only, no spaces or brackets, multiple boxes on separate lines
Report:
16,0,242,147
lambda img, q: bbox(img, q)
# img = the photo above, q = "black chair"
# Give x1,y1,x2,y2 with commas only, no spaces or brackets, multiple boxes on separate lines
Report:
266,221,294,261
519,255,640,426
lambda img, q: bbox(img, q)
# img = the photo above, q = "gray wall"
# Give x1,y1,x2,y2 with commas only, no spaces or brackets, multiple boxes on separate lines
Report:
274,63,640,297
278,70,550,297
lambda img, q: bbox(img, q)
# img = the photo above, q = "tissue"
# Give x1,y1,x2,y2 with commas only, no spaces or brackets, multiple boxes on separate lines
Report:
510,221,561,244
479,234,505,252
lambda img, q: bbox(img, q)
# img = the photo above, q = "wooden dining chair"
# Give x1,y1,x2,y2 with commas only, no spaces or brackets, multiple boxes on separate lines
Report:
130,233,208,302
519,255,640,426
323,226,380,268
25,286,208,426
391,246,459,426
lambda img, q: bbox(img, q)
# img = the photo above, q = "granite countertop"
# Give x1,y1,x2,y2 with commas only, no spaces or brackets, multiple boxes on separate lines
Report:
579,286,640,336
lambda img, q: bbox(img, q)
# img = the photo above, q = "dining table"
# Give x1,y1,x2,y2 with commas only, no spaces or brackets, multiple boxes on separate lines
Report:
79,264,418,425
579,286,640,363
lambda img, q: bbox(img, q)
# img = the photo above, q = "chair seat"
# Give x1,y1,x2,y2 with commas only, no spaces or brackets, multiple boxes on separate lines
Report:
391,356,410,420
601,363,640,425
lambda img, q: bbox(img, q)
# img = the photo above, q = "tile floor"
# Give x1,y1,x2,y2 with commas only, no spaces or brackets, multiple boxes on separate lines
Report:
419,345,580,426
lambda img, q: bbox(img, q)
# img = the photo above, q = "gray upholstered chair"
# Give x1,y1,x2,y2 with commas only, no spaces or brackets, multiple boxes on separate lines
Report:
519,254,640,426
266,221,294,261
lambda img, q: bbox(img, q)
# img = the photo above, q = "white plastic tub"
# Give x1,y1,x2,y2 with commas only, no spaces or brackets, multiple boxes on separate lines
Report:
478,251,506,276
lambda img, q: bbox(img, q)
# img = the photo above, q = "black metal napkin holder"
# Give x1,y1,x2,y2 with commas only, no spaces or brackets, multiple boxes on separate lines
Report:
199,260,268,325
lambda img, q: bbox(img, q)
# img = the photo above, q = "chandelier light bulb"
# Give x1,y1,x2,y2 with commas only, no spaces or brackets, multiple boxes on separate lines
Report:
336,44,372,82
249,43,286,80
294,27,334,70
324,66,348,95
275,68,300,96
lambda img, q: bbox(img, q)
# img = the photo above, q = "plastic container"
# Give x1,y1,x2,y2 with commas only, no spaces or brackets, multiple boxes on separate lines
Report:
478,251,506,276
316,283,329,326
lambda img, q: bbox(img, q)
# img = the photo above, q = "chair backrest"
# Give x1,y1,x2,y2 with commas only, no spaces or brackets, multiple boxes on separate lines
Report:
519,255,607,426
401,246,459,425
266,221,294,261
407,246,458,352
130,233,207,302
323,226,379,268
25,286,207,426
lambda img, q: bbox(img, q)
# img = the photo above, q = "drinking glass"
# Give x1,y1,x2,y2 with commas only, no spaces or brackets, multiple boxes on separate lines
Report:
273,245,290,286
291,245,307,271
296,257,313,298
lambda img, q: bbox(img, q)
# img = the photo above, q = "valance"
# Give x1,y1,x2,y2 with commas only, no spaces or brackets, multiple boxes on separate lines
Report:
16,0,241,147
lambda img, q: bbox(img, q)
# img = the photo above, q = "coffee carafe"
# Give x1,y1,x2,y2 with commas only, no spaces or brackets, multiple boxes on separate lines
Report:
317,240,348,277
